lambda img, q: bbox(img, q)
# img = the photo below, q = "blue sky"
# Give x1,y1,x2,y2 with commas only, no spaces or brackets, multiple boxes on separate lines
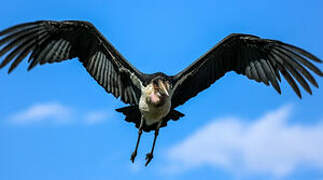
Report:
0,0,322,180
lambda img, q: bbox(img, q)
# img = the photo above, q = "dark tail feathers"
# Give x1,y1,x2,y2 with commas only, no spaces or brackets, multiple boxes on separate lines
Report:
115,105,185,132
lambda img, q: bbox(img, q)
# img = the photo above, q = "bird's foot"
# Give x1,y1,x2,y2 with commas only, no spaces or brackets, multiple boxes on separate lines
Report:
130,151,137,163
145,153,154,166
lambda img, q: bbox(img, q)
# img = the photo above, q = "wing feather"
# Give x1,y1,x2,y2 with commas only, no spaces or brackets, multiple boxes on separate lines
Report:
9,39,37,72
0,20,143,105
171,34,322,108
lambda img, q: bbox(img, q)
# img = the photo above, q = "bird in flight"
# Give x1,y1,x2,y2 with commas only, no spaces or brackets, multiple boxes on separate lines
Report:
0,20,322,166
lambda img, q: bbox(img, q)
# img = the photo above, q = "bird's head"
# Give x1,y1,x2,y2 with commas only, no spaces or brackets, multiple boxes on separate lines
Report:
153,78,170,97
148,77,171,106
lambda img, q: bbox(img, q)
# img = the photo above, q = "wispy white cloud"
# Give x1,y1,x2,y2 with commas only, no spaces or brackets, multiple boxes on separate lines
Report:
84,110,110,125
166,105,323,177
7,102,111,125
9,102,73,124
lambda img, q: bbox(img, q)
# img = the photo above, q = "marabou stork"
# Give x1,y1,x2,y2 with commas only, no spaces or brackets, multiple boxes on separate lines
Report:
0,21,322,166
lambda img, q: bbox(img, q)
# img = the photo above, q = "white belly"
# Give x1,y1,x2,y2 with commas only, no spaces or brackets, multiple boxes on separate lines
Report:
139,95,171,126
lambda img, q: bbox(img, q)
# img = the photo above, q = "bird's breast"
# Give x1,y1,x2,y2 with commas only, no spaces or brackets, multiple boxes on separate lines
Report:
139,86,171,126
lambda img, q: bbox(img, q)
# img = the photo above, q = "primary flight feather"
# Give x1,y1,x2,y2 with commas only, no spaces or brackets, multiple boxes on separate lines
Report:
0,20,322,166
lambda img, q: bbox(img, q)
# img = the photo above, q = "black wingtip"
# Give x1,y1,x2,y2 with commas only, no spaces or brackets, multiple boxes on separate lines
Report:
270,79,281,95
27,60,38,71
27,65,34,71
303,86,313,95
0,22,37,36
8,66,14,74
319,71,323,77
273,86,282,95
0,62,6,69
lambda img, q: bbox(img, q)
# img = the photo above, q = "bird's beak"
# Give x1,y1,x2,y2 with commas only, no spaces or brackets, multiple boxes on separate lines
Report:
158,80,169,97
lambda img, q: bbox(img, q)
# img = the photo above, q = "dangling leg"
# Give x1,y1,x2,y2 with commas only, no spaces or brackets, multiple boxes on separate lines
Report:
130,117,144,163
145,121,162,166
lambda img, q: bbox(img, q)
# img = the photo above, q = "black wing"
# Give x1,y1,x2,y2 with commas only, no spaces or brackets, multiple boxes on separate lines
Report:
0,20,144,105
171,33,323,108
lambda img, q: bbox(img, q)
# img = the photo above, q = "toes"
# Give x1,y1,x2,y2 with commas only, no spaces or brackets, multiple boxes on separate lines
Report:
145,153,153,166
130,152,137,163
145,160,151,166
130,152,154,166
145,153,153,160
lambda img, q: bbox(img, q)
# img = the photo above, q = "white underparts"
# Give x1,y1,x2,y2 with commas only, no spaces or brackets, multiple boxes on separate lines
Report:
139,84,171,126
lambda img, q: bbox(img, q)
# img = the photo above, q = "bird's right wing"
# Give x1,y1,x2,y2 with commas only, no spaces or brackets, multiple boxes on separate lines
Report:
171,33,322,108
0,20,144,105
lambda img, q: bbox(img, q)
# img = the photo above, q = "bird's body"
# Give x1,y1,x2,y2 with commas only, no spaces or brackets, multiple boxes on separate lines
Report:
117,72,180,133
139,82,171,126
0,20,322,166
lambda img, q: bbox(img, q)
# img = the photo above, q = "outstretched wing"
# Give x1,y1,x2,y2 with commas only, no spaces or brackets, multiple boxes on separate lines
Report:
0,20,144,105
171,33,323,108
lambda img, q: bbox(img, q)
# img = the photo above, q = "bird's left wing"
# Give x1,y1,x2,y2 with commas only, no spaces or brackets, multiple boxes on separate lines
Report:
171,33,323,108
0,20,143,105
